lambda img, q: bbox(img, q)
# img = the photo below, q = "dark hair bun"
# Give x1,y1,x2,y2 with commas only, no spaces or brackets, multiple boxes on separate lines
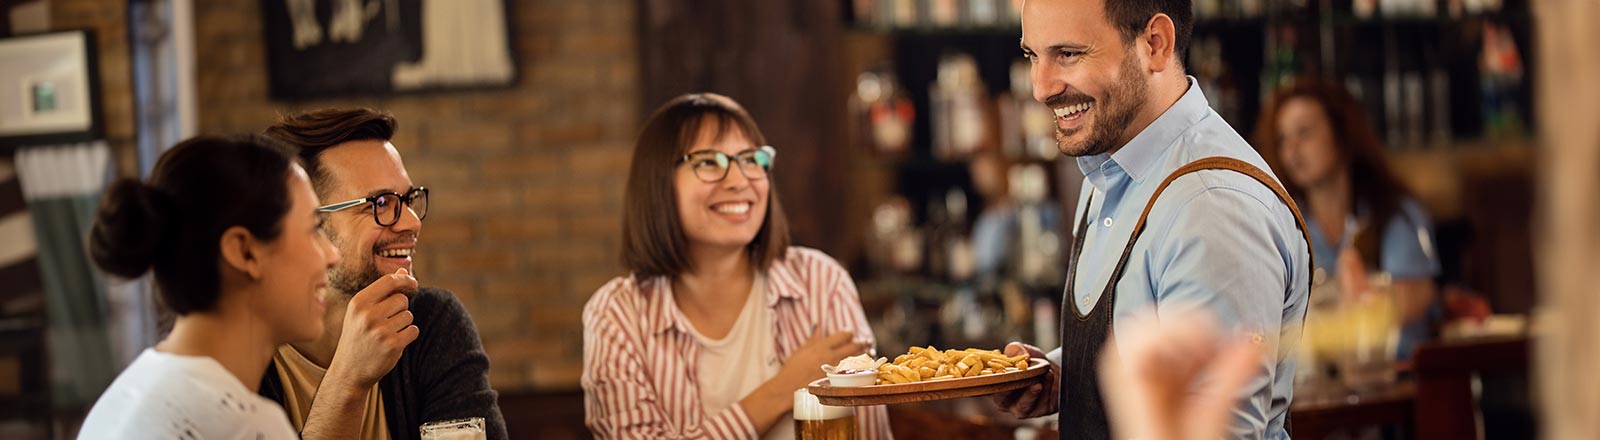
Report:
90,178,173,279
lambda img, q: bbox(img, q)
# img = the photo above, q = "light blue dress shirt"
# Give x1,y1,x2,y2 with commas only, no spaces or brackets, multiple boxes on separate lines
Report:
1048,78,1311,440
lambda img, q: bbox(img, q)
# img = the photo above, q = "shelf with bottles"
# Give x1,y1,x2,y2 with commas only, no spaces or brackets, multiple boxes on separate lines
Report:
1190,0,1525,21
844,19,1078,294
842,0,1533,142
1247,6,1534,148
843,0,1023,34
842,0,1528,31
846,25,1022,38
1255,0,1530,26
842,0,1527,34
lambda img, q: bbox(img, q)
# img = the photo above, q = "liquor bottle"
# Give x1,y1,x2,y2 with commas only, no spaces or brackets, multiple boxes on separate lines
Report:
930,53,988,161
853,67,915,157
944,188,976,283
997,60,1058,161
1479,21,1525,139
924,192,950,280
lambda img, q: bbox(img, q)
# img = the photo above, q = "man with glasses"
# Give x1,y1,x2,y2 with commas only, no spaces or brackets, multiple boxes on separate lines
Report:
260,108,507,440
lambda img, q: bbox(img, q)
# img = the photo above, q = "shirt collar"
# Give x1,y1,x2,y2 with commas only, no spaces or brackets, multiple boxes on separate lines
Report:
643,277,687,335
1076,76,1211,189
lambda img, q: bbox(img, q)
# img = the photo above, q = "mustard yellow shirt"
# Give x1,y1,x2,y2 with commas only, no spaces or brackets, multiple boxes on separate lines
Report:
272,345,390,440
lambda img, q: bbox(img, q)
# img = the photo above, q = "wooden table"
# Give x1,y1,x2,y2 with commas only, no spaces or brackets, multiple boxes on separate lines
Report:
1289,381,1416,439
884,397,1053,440
1287,335,1532,440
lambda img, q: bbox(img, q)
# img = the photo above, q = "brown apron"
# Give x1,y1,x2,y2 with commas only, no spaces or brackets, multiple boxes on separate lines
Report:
1057,157,1314,439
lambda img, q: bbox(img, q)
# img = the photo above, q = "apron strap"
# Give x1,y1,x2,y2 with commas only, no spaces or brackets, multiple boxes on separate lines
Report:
1106,156,1315,294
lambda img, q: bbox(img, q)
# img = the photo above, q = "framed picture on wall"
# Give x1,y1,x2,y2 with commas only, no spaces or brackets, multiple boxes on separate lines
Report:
0,30,101,150
260,0,517,99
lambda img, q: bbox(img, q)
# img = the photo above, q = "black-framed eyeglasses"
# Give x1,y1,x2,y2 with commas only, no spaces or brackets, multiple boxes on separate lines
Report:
317,187,429,227
678,146,776,183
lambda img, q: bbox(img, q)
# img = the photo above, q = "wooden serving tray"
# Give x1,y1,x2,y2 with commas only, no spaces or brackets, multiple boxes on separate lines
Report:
807,358,1050,406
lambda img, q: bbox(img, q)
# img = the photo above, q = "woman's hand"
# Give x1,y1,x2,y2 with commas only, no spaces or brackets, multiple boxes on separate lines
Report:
740,331,869,434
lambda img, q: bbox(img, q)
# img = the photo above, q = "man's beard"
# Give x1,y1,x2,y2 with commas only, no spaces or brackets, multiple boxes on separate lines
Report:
327,231,396,296
1052,53,1149,157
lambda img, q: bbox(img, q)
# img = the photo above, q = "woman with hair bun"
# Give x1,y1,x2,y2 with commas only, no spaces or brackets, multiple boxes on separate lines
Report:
77,134,343,439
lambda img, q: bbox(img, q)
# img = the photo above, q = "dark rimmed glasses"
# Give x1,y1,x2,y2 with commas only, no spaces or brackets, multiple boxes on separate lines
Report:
679,146,776,183
317,187,430,227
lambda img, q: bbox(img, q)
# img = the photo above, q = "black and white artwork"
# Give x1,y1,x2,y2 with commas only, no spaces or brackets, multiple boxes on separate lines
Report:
260,0,516,99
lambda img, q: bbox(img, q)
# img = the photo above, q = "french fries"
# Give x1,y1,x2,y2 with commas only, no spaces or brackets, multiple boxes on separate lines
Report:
874,346,1030,385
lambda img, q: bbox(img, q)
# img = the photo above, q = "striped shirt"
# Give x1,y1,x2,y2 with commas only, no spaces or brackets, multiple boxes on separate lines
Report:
582,247,893,439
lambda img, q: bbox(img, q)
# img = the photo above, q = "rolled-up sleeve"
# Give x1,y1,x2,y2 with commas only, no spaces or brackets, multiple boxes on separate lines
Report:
1146,187,1298,439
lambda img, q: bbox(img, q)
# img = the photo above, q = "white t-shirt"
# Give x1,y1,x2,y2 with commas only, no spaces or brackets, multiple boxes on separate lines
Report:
686,273,794,440
77,349,299,439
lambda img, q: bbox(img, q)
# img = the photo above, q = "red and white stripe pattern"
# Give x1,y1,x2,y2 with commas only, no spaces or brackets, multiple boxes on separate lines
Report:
582,247,893,439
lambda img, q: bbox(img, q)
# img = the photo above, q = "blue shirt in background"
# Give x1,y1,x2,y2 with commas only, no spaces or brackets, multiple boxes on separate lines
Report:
1304,197,1442,359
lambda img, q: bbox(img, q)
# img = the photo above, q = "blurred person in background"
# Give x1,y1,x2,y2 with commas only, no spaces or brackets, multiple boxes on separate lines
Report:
78,135,338,438
1254,77,1448,361
969,145,1064,289
970,145,1015,286
581,93,892,439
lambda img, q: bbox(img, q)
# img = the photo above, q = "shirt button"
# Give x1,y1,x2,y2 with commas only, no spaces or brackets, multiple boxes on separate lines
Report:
1103,217,1114,228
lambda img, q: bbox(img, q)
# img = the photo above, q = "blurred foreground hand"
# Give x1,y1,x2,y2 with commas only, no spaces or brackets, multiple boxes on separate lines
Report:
1099,313,1263,440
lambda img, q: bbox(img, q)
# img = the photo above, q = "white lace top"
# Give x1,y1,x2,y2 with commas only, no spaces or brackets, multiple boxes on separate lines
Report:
77,349,298,439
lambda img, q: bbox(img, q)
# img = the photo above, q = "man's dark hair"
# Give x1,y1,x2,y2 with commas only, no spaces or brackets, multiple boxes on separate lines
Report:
1106,0,1193,62
263,108,397,196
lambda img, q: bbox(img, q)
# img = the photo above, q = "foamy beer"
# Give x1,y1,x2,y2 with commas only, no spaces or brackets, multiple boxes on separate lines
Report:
793,389,856,440
419,417,486,440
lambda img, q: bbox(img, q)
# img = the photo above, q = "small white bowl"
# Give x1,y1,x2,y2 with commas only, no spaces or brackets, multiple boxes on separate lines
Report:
827,370,878,387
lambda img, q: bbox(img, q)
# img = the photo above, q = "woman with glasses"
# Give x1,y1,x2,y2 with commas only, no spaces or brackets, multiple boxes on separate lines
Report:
581,93,892,439
77,134,341,438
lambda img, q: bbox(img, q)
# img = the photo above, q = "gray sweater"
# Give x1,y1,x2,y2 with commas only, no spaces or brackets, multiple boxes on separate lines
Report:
259,287,508,439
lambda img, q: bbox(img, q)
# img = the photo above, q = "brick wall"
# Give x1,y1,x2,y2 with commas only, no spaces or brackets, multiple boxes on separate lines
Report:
50,0,138,177
192,0,639,391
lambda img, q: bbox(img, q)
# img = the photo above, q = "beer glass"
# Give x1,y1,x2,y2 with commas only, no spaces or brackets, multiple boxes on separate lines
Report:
420,417,486,440
793,389,856,440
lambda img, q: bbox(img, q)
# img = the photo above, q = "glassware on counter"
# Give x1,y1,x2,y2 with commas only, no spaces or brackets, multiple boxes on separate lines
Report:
930,53,988,161
853,67,914,157
867,197,923,275
998,60,1060,161
1009,164,1061,287
1300,271,1401,393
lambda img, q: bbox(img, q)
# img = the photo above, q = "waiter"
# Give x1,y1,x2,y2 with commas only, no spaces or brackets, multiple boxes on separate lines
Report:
991,0,1312,439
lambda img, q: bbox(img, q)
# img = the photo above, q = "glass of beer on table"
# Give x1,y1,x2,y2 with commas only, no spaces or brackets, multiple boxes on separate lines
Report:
794,389,856,440
419,417,486,440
